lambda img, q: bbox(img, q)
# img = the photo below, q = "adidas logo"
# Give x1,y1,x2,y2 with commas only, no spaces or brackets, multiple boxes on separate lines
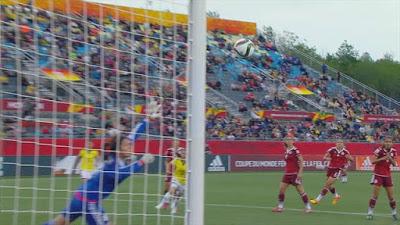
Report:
361,156,373,170
208,155,226,172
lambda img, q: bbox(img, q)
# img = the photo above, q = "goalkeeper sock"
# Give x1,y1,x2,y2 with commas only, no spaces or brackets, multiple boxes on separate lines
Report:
43,221,55,225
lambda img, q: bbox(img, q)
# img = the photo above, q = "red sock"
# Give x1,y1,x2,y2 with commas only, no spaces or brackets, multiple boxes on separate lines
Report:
390,199,396,210
329,187,336,194
278,193,285,202
301,192,309,204
321,188,328,196
369,198,377,208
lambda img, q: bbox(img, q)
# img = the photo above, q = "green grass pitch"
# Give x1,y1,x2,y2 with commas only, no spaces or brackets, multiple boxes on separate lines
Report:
1,172,399,225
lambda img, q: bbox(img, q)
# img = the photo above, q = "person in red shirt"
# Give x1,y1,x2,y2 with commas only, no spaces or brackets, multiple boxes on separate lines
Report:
310,140,353,205
367,137,398,220
272,137,312,213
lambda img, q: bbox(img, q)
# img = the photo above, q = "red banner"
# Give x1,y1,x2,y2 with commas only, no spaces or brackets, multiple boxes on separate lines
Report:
21,120,71,128
2,139,399,157
230,154,356,172
0,99,94,113
262,110,315,120
207,140,398,156
363,114,400,123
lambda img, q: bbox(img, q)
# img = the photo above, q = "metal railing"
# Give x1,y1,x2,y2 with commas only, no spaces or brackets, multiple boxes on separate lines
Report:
282,46,400,113
206,86,239,109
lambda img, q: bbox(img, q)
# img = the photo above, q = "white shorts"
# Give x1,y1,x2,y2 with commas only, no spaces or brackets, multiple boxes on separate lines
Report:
80,170,94,179
171,177,185,195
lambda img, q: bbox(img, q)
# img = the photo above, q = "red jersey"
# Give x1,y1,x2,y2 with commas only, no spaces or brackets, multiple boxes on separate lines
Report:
284,147,301,174
165,148,175,163
165,148,175,176
373,147,397,177
327,147,350,169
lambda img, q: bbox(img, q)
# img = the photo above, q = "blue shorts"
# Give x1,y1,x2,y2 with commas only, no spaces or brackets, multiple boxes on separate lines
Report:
62,197,109,225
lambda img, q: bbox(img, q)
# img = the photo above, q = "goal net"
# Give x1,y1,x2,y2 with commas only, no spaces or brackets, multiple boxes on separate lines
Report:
0,0,205,225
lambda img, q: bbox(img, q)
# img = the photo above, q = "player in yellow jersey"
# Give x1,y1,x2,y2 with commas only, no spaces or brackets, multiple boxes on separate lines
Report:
156,147,186,214
73,142,100,181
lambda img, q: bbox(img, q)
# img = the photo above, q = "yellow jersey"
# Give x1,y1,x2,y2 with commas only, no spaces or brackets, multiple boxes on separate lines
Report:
79,149,98,171
172,158,187,185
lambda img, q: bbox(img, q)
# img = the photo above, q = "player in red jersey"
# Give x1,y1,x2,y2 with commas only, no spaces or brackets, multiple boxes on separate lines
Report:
272,137,312,213
367,137,398,220
310,140,353,205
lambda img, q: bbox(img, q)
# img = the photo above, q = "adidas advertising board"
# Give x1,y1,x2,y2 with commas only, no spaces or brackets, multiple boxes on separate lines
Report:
356,156,400,171
206,155,228,172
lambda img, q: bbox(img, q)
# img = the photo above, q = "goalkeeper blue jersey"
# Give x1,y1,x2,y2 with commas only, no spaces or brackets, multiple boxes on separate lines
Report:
74,119,148,202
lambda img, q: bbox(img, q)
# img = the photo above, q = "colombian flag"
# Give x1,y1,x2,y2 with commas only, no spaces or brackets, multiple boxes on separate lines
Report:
312,112,335,122
42,68,81,81
256,110,265,118
126,105,146,114
67,103,93,113
206,108,228,118
287,85,313,95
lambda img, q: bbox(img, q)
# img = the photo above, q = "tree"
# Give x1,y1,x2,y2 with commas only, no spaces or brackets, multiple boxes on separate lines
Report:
262,25,276,43
359,52,373,62
275,30,299,50
379,52,395,62
207,11,220,18
335,40,359,71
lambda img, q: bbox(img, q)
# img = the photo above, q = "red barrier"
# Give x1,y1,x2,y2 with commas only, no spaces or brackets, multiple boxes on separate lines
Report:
0,99,94,113
207,140,398,155
262,110,314,120
363,114,400,123
2,139,399,156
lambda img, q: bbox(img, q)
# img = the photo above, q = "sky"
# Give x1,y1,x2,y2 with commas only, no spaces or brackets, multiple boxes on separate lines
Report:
85,0,400,61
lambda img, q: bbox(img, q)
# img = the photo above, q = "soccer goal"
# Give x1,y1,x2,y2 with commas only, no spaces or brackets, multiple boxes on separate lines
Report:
0,0,206,225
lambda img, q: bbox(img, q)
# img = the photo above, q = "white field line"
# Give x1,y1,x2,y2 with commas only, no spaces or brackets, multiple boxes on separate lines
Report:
0,196,392,218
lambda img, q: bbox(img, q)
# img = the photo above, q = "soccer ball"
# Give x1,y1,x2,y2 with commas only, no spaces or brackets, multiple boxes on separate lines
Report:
234,38,255,57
